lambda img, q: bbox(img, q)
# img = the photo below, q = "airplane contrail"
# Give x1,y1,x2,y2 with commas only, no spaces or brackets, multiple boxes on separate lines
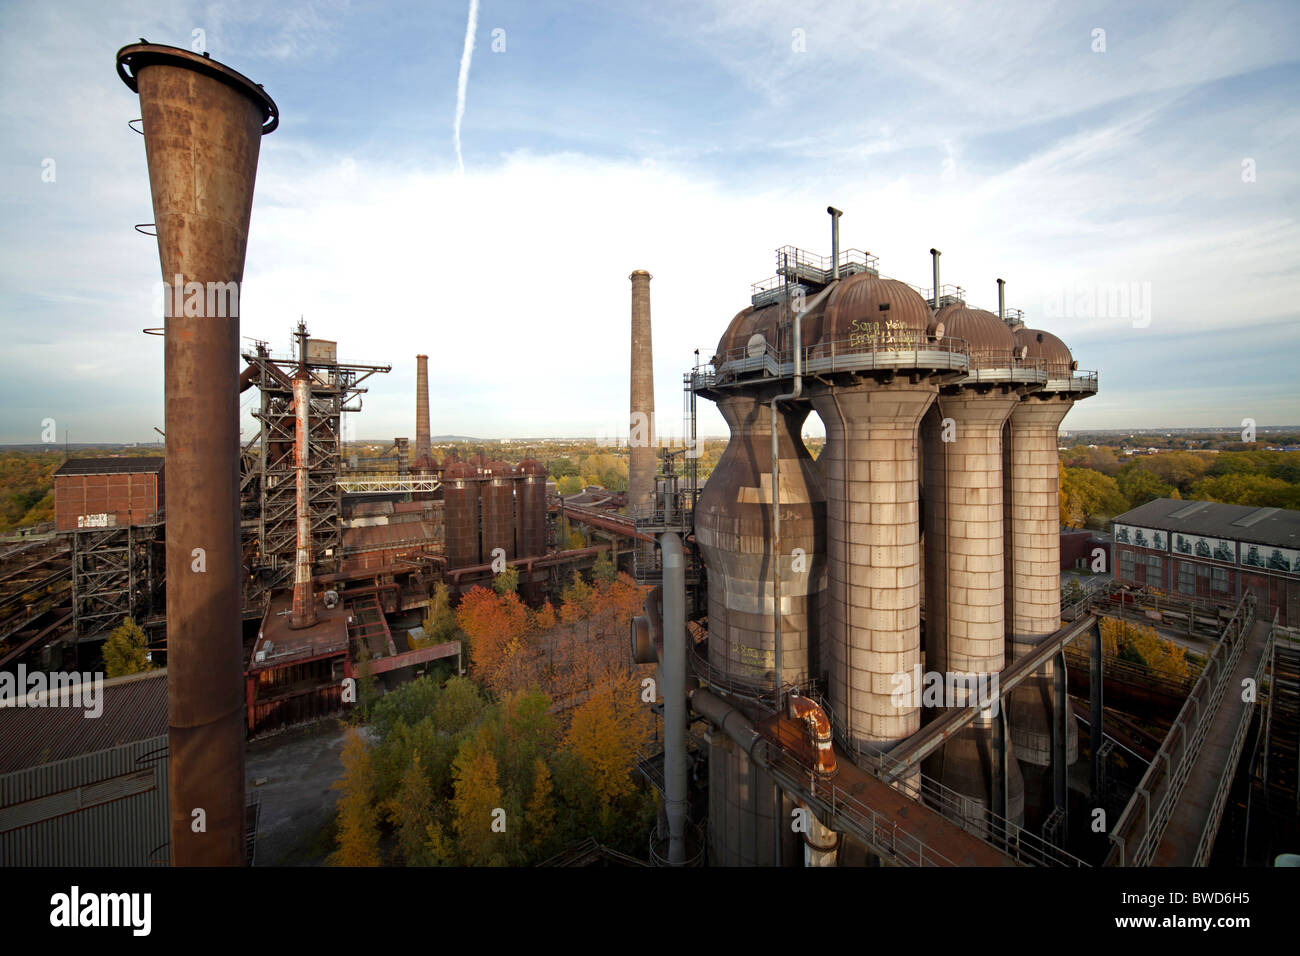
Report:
454,0,480,175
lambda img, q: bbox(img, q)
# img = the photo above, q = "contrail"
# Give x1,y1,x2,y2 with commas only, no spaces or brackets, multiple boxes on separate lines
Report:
454,0,480,175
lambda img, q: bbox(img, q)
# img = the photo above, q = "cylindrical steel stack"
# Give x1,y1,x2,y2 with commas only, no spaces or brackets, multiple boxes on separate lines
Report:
480,461,517,564
290,366,317,629
919,306,1026,828
116,41,278,867
443,461,481,569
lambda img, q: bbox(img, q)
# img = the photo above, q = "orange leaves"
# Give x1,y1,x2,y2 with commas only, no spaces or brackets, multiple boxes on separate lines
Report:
456,584,529,680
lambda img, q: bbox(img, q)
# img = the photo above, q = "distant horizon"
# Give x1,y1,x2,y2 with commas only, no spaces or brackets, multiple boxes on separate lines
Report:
4,423,1299,451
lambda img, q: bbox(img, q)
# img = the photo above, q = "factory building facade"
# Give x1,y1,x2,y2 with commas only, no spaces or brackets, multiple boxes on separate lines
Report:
1112,497,1300,626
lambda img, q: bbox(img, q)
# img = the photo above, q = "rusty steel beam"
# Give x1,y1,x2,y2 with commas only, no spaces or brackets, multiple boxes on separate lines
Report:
118,41,278,867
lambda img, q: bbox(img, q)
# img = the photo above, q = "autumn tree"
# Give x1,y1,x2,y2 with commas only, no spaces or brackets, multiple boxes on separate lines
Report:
102,616,153,677
592,549,617,584
330,727,382,866
493,566,520,596
388,750,436,865
1100,617,1191,682
563,682,653,828
417,583,459,648
455,585,529,679
525,758,556,853
450,731,507,866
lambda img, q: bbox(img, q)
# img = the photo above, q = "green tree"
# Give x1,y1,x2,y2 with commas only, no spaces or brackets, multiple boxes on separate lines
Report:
1117,465,1176,508
389,751,436,865
418,583,458,647
102,617,153,677
493,566,520,596
592,550,617,585
353,640,379,720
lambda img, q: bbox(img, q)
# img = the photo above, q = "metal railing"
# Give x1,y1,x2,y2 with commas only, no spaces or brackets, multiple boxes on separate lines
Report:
1106,591,1256,866
809,691,1088,867
1192,609,1276,865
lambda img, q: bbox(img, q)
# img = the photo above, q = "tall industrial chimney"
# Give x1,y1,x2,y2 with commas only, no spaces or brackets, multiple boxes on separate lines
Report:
118,41,278,867
415,353,431,468
629,270,655,514
291,323,318,630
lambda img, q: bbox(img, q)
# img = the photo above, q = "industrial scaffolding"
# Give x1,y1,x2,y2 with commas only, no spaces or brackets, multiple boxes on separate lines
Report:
240,331,389,615
70,521,163,640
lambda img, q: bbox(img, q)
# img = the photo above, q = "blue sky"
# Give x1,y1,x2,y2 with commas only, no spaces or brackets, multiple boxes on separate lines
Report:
1,0,1297,444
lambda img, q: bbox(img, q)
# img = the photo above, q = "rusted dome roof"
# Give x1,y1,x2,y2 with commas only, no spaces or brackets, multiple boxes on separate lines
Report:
714,302,780,362
1014,326,1073,369
517,459,547,477
943,307,1015,352
820,273,933,344
444,461,477,480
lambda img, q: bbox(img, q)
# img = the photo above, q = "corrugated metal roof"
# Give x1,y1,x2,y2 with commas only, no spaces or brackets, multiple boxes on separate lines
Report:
53,457,165,476
1114,498,1300,551
0,669,167,774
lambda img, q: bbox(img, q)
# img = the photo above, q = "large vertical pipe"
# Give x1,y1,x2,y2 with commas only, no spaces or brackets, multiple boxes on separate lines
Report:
827,206,843,279
415,354,431,468
997,279,1006,323
629,270,656,514
290,327,317,629
117,42,278,866
930,248,942,311
660,531,687,865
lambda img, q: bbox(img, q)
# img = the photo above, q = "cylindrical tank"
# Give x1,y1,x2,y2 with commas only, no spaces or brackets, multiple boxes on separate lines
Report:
1004,327,1079,825
480,461,517,564
516,459,547,559
443,461,481,569
919,307,1024,828
695,392,826,688
806,273,942,782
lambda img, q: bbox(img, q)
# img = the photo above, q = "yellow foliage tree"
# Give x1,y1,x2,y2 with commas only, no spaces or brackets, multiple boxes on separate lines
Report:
451,733,506,866
563,683,652,827
525,758,556,852
329,727,382,866
1100,616,1191,682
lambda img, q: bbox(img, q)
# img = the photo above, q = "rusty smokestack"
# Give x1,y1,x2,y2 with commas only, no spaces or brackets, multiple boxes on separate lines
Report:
117,41,278,867
629,270,655,514
291,322,318,630
997,278,1006,323
415,353,431,468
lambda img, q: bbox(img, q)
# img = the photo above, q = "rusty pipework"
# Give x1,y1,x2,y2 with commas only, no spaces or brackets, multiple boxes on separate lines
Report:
291,323,318,630
117,41,277,867
787,693,837,777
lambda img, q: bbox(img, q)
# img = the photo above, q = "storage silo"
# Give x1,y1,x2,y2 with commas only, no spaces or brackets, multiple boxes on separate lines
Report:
515,459,548,559
805,272,966,789
480,461,517,564
920,305,1033,828
443,461,481,569
1002,324,1095,822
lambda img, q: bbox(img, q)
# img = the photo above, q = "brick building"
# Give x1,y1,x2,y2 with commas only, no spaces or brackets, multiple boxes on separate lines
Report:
1111,498,1300,625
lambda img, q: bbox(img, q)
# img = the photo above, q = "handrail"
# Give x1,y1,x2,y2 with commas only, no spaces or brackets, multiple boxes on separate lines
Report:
1106,591,1256,865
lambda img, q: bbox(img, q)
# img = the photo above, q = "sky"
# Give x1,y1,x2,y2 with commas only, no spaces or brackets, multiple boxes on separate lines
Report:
1,0,1297,445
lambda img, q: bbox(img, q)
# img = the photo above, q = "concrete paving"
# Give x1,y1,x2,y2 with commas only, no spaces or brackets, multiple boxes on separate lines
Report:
246,721,369,866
